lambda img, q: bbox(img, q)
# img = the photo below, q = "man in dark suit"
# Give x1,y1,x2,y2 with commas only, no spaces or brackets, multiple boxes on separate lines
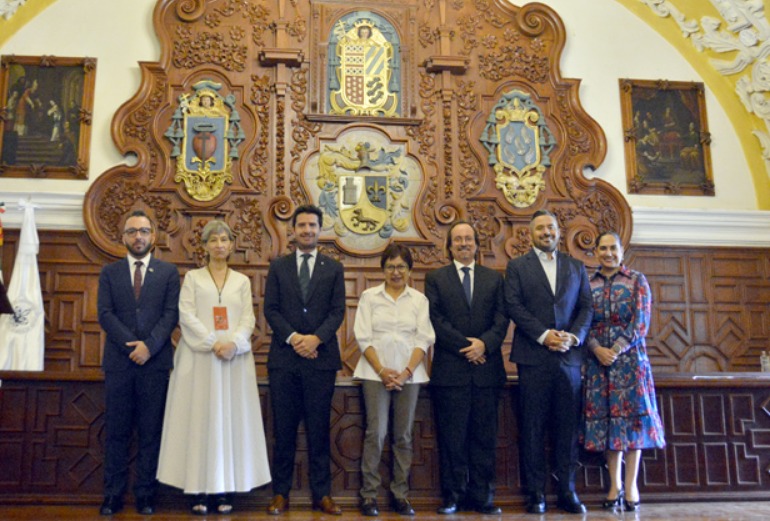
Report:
504,209,592,514
425,221,510,515
97,209,180,516
264,204,345,516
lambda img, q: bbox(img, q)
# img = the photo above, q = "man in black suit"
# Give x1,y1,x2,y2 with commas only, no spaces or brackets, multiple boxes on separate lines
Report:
504,209,592,514
425,221,509,515
97,209,180,516
264,204,345,516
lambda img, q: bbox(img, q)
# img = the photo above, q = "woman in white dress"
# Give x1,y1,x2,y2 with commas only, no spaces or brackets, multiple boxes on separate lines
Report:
157,220,270,515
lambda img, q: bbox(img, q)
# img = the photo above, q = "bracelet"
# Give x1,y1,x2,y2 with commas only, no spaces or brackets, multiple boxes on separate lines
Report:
377,367,385,376
405,366,413,377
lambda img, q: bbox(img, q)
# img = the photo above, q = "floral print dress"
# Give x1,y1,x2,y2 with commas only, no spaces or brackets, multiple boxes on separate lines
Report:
582,266,666,452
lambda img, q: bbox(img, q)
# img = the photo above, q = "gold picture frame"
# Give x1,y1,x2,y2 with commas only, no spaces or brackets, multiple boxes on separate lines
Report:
0,55,97,179
620,78,714,196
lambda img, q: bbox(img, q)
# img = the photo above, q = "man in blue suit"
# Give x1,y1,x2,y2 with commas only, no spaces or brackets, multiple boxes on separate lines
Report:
264,204,345,516
505,209,592,514
97,209,180,516
426,221,510,515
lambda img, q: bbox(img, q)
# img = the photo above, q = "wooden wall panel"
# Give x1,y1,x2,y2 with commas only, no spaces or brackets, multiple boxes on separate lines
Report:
4,231,770,375
1,375,769,506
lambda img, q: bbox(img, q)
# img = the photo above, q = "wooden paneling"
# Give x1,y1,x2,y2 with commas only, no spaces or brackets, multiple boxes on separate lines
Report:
1,374,769,506
3,231,770,376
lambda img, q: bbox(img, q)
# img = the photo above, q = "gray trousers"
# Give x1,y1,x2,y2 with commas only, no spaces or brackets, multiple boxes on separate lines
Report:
360,380,421,500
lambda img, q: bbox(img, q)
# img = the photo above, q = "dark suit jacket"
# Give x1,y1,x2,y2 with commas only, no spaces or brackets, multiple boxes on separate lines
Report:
505,250,592,367
98,256,180,372
425,263,509,387
264,251,345,371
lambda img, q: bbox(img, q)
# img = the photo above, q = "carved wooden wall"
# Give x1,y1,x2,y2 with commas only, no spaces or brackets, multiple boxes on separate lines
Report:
2,374,769,506
83,0,630,269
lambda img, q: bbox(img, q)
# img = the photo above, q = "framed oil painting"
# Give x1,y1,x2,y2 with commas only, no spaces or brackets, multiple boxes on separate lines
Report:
0,55,96,179
620,79,714,196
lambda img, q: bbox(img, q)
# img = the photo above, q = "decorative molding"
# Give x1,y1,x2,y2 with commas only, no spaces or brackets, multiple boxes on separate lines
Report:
0,0,27,21
631,206,770,246
1,192,768,247
0,192,84,230
639,0,770,182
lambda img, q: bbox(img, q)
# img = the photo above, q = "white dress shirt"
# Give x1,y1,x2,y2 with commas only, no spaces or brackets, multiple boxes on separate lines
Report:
127,253,152,288
353,283,435,383
453,259,475,298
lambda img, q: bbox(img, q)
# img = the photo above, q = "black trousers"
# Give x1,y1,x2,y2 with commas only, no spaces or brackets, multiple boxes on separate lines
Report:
268,366,336,500
103,368,169,498
517,359,582,496
432,384,500,507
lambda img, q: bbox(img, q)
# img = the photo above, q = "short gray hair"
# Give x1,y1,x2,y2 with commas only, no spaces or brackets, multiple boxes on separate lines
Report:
201,220,233,242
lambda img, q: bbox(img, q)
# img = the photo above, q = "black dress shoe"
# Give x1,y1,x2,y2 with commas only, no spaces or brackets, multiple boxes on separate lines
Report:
437,500,458,515
556,491,586,514
136,496,155,515
476,503,502,515
361,498,379,517
99,496,123,516
525,493,546,514
393,498,415,516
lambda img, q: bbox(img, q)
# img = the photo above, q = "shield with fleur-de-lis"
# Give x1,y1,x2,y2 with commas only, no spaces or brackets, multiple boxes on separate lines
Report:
339,173,390,235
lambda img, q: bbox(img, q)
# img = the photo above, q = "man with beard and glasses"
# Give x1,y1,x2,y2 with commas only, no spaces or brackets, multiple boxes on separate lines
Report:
97,209,180,516
425,221,509,515
263,204,346,516
504,209,592,515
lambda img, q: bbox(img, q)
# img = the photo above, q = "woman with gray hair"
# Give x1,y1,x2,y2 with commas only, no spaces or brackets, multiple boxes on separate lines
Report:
157,220,270,515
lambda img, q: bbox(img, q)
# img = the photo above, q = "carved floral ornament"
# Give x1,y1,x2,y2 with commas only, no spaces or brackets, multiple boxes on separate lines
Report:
640,0,770,180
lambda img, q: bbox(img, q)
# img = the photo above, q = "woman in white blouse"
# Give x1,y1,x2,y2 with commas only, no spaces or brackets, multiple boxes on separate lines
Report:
354,244,435,517
157,220,270,515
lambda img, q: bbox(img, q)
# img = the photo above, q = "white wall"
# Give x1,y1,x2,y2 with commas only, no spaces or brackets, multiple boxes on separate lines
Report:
1,0,768,244
0,0,158,227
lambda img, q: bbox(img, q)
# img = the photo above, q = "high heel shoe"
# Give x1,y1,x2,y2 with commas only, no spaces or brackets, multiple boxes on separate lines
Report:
624,498,639,511
602,489,624,509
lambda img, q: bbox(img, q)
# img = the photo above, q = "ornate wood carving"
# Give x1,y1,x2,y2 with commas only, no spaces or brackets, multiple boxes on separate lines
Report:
80,0,628,266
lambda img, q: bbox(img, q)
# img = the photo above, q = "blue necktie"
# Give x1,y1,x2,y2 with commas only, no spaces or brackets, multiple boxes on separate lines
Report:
299,253,311,301
461,266,472,305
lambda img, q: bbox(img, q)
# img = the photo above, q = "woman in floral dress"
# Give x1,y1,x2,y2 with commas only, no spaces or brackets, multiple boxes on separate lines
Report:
582,232,665,512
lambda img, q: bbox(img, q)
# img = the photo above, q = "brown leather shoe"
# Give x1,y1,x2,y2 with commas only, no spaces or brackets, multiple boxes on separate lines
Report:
266,494,288,515
313,496,342,515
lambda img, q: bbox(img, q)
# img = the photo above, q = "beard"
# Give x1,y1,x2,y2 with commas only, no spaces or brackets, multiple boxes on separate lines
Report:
125,239,153,258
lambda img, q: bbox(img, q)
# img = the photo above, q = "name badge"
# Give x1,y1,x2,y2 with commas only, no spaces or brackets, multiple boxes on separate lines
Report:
213,306,229,330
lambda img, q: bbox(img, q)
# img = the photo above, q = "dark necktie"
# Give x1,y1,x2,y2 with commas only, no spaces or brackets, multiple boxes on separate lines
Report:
299,253,311,301
461,266,472,305
133,261,143,300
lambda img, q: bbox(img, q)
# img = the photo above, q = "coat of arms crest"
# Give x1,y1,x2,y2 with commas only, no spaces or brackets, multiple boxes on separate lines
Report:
316,141,410,238
480,90,557,208
165,80,245,201
328,17,400,117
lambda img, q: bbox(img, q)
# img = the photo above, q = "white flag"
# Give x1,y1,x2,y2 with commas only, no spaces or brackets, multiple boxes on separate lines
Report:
0,202,45,371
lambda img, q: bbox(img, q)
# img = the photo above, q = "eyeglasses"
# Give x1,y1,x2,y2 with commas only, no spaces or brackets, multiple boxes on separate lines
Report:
123,227,152,237
384,265,409,273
